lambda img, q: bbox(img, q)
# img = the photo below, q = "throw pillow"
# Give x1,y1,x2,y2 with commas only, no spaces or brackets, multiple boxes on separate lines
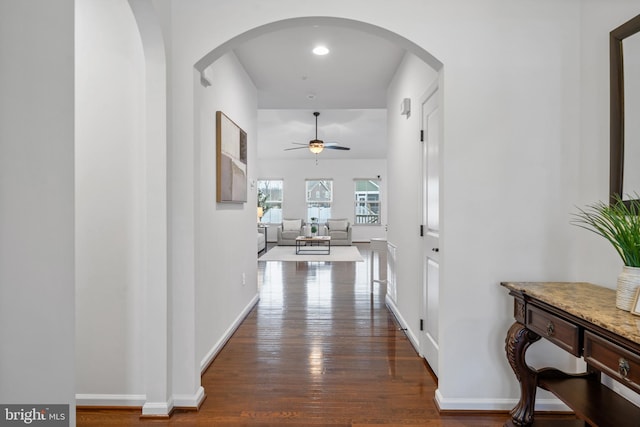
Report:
327,219,348,231
282,219,302,231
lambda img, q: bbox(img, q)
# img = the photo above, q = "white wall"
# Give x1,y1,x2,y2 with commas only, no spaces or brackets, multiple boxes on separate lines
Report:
163,0,592,413
75,0,146,403
0,0,76,423
257,158,388,242
1,0,637,420
431,1,583,409
386,52,438,343
194,52,260,371
574,1,640,285
574,2,640,406
49,0,638,417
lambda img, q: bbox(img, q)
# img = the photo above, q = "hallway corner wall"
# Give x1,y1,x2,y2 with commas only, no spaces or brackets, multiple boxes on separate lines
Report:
386,51,438,349
75,0,146,404
162,0,626,414
0,1,76,423
193,52,260,377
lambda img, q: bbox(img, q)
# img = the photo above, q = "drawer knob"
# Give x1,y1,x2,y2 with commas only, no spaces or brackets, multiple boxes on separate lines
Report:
546,321,555,337
619,358,630,378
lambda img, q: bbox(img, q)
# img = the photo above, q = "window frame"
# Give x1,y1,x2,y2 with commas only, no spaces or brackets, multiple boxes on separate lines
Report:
305,179,333,223
257,179,284,224
353,178,381,226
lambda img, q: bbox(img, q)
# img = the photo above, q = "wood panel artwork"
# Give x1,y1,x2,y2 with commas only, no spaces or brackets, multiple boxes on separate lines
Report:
216,111,247,203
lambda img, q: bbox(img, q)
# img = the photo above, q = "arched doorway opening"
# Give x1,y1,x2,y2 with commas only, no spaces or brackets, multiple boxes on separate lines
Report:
120,7,445,416
192,12,444,396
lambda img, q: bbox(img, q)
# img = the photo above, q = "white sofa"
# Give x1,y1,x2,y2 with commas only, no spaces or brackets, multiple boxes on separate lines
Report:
323,218,352,246
277,219,305,245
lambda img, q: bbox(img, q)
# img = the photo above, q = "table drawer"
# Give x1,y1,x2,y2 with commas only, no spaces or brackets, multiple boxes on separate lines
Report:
526,305,580,356
585,331,640,394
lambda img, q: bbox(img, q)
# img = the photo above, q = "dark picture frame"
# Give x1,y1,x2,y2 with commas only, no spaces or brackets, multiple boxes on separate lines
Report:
610,14,640,207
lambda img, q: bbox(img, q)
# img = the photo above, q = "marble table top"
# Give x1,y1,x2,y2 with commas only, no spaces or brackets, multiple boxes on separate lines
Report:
501,281,640,345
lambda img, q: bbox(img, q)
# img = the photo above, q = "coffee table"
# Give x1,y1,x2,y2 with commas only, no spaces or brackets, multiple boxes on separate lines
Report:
295,236,331,255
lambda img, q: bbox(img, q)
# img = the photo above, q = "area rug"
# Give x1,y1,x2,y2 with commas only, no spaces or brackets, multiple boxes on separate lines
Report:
258,245,364,262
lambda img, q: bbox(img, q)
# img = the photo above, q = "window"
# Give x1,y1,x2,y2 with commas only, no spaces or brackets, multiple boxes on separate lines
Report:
305,179,332,223
354,179,381,225
257,179,283,224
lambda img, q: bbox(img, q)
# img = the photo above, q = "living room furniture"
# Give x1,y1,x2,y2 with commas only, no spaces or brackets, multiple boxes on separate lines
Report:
257,227,266,254
501,281,640,427
295,236,331,255
277,219,305,246
323,218,352,246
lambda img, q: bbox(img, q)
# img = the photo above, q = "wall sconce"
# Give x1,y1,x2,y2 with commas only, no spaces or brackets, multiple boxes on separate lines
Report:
400,98,411,117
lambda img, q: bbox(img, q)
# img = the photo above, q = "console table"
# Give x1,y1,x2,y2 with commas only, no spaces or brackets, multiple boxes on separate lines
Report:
501,282,640,427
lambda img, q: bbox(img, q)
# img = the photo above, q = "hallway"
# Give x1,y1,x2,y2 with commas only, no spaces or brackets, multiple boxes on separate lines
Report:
76,244,569,426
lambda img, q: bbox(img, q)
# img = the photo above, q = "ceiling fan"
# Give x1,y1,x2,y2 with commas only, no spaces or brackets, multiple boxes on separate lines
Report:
285,112,351,155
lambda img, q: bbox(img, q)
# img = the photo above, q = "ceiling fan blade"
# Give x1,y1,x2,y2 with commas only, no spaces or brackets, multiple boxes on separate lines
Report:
281,113,351,153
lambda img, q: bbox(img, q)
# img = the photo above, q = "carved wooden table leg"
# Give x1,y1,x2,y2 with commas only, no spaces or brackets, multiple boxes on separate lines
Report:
505,322,541,426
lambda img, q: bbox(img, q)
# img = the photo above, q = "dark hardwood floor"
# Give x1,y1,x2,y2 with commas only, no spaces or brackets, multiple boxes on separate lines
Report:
77,243,576,426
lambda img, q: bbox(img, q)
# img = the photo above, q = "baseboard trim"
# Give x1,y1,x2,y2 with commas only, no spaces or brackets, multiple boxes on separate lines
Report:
435,389,571,412
141,398,174,417
383,300,571,414
77,294,256,416
385,296,420,352
76,394,146,407
173,386,206,409
200,293,260,373
77,388,205,416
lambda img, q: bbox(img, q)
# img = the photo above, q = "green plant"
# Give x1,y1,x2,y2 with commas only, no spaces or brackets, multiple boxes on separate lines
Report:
257,190,271,216
311,225,318,234
571,195,640,267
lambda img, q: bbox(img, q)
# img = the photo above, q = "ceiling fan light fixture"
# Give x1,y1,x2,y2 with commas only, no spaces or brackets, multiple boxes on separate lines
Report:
312,45,329,56
309,139,324,154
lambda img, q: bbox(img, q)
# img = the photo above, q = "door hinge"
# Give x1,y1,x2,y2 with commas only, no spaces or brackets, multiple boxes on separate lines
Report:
420,130,424,142
420,224,424,237
420,319,424,331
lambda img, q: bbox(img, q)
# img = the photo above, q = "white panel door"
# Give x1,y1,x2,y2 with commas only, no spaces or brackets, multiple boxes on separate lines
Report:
420,86,440,377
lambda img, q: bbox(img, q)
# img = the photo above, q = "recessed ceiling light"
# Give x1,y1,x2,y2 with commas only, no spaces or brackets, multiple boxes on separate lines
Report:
312,46,329,56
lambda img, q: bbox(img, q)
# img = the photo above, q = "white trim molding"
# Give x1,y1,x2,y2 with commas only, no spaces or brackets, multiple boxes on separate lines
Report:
200,293,260,373
434,389,570,412
173,386,206,409
385,295,420,353
142,398,174,417
76,393,146,407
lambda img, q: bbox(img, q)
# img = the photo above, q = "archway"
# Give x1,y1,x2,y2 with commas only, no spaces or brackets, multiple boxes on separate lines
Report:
122,8,445,416
191,11,444,402
194,16,442,80
127,0,176,416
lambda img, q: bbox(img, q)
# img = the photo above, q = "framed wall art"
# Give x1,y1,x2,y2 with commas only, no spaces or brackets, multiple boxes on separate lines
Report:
631,287,640,316
216,111,247,203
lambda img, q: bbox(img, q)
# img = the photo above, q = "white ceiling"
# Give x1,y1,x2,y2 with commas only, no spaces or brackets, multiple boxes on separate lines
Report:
256,109,387,160
232,24,406,160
